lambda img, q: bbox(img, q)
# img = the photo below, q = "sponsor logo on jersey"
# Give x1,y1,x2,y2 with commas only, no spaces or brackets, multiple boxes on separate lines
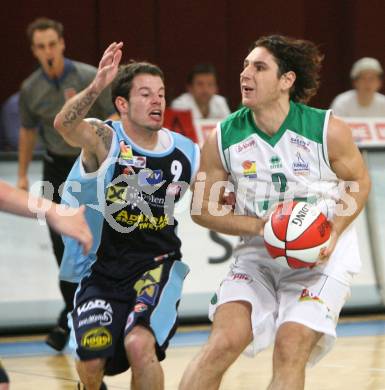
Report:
231,272,251,282
125,312,135,331
134,265,163,305
138,169,164,187
78,311,113,327
133,156,146,168
325,307,336,323
270,155,282,169
119,142,134,164
292,152,309,175
81,327,112,350
106,184,129,204
290,136,311,152
115,211,169,230
120,155,147,169
106,184,165,209
235,138,256,153
299,288,324,304
154,252,176,262
242,160,257,178
77,299,113,316
141,192,165,207
134,303,148,313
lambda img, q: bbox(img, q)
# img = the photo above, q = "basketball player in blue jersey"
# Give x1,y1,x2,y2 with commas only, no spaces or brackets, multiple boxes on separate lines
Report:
54,42,199,390
180,35,371,390
0,180,92,390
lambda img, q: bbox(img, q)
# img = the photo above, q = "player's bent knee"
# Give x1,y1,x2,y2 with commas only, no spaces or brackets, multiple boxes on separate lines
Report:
274,326,320,366
203,333,245,364
125,327,156,364
274,336,304,365
76,358,105,376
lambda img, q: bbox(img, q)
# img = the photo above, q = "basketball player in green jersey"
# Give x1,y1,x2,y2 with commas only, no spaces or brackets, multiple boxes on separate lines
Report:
0,179,92,389
180,35,371,390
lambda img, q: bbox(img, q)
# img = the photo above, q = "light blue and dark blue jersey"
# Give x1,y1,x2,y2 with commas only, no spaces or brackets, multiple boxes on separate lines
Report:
60,121,200,283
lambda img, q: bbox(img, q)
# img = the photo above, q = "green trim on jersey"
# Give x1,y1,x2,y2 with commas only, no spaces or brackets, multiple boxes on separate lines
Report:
220,107,258,151
290,102,326,144
220,101,327,150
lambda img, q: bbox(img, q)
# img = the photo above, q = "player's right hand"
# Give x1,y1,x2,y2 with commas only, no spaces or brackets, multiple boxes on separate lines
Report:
93,42,123,93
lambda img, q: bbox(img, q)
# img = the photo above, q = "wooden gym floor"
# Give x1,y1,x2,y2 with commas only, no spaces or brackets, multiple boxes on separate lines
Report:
2,316,385,389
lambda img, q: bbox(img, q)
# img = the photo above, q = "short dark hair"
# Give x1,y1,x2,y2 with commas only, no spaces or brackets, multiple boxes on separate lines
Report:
111,61,165,110
251,35,323,103
187,63,217,85
27,17,64,43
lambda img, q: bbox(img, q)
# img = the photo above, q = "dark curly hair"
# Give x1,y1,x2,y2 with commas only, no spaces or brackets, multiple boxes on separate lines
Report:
111,61,165,111
251,35,323,103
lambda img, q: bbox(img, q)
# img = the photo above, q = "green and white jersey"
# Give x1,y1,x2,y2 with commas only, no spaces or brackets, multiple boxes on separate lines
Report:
217,101,360,280
218,101,338,218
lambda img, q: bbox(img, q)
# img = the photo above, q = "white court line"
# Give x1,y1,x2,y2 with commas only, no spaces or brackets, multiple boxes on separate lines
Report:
321,364,385,372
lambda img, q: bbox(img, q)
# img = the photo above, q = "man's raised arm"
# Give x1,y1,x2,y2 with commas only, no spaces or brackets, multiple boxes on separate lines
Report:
54,42,123,171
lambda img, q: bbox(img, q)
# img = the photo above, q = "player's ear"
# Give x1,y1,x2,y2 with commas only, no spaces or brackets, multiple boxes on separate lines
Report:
281,71,296,91
115,96,128,114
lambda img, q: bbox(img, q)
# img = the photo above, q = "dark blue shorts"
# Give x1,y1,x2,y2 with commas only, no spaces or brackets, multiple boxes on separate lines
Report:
70,260,189,376
0,362,9,383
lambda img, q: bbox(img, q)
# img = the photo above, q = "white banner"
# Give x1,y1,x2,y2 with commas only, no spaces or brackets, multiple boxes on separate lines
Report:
345,118,385,147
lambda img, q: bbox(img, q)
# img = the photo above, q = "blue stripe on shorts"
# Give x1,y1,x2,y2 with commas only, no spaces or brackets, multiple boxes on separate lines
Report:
150,261,189,346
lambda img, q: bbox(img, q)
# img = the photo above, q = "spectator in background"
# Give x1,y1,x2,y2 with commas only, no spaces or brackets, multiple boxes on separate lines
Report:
331,57,385,117
17,17,115,352
1,93,23,151
171,63,231,119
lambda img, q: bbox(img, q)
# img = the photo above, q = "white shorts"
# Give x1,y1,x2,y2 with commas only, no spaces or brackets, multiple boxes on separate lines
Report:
208,258,352,366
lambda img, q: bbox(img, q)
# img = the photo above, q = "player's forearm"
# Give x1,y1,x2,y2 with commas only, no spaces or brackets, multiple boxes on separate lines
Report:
54,82,100,134
332,174,371,235
18,128,37,177
0,181,53,219
191,202,263,236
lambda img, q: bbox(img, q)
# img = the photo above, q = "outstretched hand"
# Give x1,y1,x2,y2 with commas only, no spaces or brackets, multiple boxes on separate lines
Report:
47,205,93,255
93,42,123,93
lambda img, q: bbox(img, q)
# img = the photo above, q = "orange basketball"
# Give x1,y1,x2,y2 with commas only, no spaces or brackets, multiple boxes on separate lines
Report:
263,201,331,269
